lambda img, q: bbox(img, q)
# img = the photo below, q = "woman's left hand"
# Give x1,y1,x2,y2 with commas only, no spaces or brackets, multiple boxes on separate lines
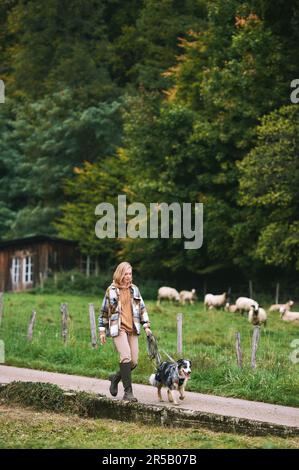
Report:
145,327,152,337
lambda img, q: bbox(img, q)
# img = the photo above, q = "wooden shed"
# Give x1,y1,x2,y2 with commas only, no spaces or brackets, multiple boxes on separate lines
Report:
0,235,84,292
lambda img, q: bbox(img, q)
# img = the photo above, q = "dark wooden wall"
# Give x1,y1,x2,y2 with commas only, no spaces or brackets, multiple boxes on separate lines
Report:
0,240,80,292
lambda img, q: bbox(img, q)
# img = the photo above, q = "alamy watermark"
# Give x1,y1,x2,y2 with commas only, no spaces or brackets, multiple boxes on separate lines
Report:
289,339,299,364
0,79,5,104
95,195,203,249
290,79,299,104
0,340,5,363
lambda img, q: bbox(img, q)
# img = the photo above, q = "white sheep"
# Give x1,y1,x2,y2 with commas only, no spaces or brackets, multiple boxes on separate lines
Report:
179,289,197,305
235,297,259,315
269,300,294,312
280,308,299,322
157,286,180,305
225,302,238,313
248,305,267,326
204,292,227,310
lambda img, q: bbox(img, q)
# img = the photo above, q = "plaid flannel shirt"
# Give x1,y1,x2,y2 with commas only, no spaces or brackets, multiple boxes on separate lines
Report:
98,283,150,337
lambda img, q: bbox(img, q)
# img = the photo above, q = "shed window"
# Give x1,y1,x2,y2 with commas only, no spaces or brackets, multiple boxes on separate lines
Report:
23,256,33,284
11,257,20,284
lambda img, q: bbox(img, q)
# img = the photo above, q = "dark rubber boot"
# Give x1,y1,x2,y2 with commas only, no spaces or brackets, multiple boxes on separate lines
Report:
109,370,121,397
120,362,138,402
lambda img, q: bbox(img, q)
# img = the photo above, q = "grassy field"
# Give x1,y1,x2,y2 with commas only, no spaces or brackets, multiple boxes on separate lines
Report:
0,292,298,407
0,403,298,449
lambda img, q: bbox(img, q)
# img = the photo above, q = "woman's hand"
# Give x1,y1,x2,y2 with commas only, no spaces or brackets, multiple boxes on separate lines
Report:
145,327,152,337
99,333,106,345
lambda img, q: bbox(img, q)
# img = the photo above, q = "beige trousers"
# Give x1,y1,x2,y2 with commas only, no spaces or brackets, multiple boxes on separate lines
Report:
113,328,139,367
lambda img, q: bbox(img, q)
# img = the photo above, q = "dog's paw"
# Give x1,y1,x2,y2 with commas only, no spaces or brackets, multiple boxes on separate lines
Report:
179,396,185,400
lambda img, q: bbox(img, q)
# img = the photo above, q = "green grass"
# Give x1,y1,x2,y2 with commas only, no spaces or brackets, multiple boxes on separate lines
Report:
0,292,299,407
0,403,298,449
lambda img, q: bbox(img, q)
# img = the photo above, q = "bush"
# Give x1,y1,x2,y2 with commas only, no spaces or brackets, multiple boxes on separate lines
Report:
33,270,162,299
33,270,111,296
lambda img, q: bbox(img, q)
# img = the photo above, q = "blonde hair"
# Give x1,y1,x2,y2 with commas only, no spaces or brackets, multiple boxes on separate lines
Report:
113,261,132,285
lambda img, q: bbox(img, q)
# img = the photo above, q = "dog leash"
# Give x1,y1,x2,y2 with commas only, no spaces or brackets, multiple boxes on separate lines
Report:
160,349,176,364
146,333,176,366
146,333,162,367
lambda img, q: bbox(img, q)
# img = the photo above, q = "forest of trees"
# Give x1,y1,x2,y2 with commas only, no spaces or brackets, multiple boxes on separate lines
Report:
0,0,299,288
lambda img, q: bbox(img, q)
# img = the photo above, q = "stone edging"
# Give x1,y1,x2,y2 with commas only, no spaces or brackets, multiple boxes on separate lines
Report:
0,382,298,437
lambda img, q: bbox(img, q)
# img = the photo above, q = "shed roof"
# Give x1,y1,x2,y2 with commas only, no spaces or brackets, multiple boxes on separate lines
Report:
0,235,78,249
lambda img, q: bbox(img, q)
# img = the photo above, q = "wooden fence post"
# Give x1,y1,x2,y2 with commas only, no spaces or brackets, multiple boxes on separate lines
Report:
249,280,253,299
39,272,44,289
227,286,232,303
275,283,280,304
0,293,3,327
60,303,68,344
86,255,90,278
177,313,183,356
89,303,97,349
251,326,260,369
27,310,36,342
0,339,4,364
235,332,242,368
95,260,99,277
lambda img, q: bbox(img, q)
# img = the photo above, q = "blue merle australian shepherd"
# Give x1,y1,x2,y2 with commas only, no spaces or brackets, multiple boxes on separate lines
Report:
149,359,192,405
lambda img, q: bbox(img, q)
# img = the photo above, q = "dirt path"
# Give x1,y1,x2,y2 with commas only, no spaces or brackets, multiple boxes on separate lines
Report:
0,365,298,429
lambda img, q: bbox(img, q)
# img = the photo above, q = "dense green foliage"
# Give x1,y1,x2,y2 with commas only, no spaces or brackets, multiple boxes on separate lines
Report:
0,0,298,283
238,105,299,270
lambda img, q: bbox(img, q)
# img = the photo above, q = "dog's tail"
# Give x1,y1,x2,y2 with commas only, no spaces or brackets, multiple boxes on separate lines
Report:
149,373,159,387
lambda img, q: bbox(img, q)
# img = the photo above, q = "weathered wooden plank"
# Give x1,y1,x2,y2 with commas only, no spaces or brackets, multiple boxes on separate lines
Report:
89,303,97,349
235,332,242,368
251,326,260,369
275,283,280,305
60,303,68,344
0,292,3,326
27,310,37,342
177,313,183,356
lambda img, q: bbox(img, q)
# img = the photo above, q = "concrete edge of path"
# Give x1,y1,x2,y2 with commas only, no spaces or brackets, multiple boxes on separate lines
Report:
0,380,298,438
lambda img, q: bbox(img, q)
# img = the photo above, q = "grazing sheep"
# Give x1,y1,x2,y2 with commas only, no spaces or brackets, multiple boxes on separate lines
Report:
248,305,267,326
179,289,197,305
269,300,294,312
204,292,227,310
157,286,180,305
235,297,259,315
280,308,299,322
225,302,238,313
